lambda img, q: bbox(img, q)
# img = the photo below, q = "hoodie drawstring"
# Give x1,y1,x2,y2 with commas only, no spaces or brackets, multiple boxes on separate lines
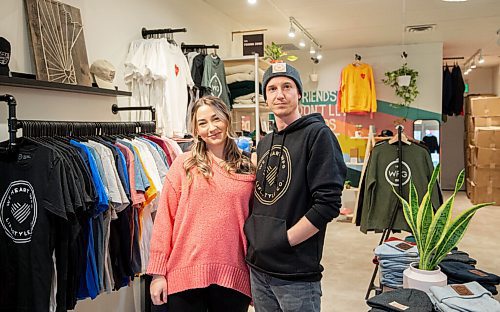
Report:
275,133,286,183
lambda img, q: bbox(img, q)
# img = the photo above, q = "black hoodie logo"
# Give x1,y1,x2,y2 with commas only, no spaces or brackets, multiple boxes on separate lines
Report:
255,145,292,205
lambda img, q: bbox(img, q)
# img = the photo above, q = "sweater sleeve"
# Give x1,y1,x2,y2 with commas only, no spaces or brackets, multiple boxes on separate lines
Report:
304,127,347,229
146,157,183,276
369,65,377,112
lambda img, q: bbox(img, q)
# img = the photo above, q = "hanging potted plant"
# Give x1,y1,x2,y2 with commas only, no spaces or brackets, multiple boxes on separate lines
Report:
393,164,492,293
382,63,419,107
264,42,298,63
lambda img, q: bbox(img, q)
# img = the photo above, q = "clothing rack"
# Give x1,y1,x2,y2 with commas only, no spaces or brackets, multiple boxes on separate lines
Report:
142,27,187,39
112,104,156,122
1,95,156,153
0,94,18,153
181,43,219,54
365,124,405,299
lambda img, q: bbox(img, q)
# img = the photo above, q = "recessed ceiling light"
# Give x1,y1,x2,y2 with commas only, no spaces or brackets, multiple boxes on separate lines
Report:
299,40,306,48
247,0,257,4
442,0,468,2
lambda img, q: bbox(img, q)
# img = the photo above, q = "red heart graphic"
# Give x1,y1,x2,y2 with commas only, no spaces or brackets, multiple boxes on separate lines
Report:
175,64,179,77
361,73,366,79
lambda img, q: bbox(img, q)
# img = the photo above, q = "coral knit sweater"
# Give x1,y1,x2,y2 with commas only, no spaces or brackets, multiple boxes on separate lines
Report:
147,152,255,298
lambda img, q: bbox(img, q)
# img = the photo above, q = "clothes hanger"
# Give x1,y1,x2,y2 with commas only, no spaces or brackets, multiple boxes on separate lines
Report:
388,129,411,145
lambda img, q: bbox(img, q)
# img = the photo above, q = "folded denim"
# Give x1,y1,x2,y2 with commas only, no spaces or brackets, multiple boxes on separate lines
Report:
367,288,434,312
379,258,418,266
439,262,500,285
429,281,500,312
448,278,498,295
380,262,413,271
375,241,419,258
441,250,477,265
381,271,404,279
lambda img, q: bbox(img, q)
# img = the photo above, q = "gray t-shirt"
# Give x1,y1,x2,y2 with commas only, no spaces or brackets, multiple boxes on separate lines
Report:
202,54,231,108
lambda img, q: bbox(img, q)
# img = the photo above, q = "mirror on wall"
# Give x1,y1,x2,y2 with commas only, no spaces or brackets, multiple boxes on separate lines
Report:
413,119,440,167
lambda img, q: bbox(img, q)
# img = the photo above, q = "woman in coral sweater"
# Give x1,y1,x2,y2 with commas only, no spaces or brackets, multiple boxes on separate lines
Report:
147,96,256,311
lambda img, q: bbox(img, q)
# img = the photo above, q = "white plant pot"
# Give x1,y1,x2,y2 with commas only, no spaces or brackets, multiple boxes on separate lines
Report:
397,75,411,87
310,73,318,82
403,262,447,293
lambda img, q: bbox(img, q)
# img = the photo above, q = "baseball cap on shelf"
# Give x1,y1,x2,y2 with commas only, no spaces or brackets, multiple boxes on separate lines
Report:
90,59,115,89
0,37,11,76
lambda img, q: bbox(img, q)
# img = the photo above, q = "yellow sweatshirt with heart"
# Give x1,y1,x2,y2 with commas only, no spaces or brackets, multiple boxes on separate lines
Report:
339,63,377,113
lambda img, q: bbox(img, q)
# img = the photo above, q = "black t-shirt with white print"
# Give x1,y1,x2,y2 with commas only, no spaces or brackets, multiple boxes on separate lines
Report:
0,140,70,312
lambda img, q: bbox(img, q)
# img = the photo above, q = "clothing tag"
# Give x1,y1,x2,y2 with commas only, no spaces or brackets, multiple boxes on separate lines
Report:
272,63,287,73
395,242,413,251
451,284,474,296
469,269,488,277
389,301,409,311
17,153,33,162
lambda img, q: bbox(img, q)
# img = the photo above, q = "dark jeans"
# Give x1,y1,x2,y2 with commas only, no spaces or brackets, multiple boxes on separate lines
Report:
152,284,251,312
250,267,322,312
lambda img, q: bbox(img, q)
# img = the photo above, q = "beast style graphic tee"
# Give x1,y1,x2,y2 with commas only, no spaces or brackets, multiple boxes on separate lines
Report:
0,140,69,312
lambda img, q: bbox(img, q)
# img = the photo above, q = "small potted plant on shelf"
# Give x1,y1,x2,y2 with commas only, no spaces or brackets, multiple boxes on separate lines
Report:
382,63,419,107
264,42,298,63
344,180,352,189
393,164,492,293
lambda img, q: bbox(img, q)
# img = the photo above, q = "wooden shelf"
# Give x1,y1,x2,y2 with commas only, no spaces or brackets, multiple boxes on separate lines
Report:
0,76,131,97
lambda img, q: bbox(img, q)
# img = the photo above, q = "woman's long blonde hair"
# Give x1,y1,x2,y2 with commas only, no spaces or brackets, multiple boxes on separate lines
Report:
184,96,255,182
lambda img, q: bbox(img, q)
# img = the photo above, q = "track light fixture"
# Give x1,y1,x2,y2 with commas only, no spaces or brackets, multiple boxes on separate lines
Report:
289,16,322,60
288,23,296,38
478,49,485,64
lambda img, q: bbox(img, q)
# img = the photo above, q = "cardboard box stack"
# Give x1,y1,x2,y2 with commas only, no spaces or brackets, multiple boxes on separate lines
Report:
465,96,500,204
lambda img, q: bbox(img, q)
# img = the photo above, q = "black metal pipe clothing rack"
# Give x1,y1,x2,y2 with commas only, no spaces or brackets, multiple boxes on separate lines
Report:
181,44,219,50
112,104,156,122
142,27,187,39
2,95,156,153
365,125,405,299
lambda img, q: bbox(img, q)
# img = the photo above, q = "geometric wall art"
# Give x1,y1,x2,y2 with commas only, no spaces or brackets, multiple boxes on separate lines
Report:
25,0,92,86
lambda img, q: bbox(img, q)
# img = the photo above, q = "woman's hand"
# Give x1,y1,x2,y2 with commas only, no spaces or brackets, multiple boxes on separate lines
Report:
150,275,168,305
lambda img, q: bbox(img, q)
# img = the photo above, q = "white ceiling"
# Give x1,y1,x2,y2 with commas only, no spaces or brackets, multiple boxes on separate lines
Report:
204,0,500,67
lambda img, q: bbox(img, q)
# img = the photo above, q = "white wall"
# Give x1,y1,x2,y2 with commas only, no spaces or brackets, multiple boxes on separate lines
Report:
291,42,443,114
1,0,238,141
465,67,495,95
1,1,238,311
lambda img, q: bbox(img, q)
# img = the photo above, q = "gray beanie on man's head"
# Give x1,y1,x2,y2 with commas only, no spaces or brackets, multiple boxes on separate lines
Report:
262,63,303,100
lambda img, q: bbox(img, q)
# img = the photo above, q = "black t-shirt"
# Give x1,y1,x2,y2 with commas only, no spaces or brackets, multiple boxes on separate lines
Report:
0,140,70,312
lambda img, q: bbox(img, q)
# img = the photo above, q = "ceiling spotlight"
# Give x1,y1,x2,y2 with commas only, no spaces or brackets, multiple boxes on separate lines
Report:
299,40,306,48
470,59,477,69
316,53,323,60
478,50,485,64
464,69,469,75
247,0,257,4
441,0,468,2
288,24,296,38
310,45,316,54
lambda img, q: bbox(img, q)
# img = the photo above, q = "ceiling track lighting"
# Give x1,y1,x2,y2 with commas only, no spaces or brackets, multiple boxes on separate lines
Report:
289,16,321,51
288,23,296,38
464,48,484,70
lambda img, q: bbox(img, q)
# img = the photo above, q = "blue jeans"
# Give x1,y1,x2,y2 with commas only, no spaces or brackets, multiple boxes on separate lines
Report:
250,268,322,312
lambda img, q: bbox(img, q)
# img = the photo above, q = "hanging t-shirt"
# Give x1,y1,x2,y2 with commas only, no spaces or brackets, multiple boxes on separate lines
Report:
0,140,69,312
202,54,231,108
339,63,377,113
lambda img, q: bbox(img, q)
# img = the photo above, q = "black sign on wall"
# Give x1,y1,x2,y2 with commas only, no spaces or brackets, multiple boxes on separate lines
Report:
243,34,264,56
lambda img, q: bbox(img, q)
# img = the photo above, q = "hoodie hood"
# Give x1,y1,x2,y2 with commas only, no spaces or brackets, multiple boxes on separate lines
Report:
272,113,325,135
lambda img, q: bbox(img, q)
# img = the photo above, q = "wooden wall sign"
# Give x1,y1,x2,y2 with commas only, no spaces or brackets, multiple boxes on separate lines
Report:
25,0,92,86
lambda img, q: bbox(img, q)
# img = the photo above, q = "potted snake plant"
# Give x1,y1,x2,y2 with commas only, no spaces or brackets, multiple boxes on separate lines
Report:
393,164,492,293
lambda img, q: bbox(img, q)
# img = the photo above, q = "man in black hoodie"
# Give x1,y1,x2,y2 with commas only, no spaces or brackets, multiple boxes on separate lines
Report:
244,63,347,312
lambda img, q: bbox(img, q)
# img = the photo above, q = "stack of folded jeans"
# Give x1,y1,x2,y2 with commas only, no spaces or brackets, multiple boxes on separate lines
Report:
374,240,419,289
439,261,500,295
367,288,435,311
441,249,477,266
428,281,500,312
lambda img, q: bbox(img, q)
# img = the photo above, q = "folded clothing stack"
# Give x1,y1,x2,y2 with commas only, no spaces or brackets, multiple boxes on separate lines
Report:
225,64,265,106
441,249,477,266
439,262,500,295
232,92,265,107
428,281,500,312
367,288,435,311
374,239,419,289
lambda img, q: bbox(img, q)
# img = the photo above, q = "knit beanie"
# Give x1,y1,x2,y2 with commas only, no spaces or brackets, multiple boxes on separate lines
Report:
262,63,302,100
